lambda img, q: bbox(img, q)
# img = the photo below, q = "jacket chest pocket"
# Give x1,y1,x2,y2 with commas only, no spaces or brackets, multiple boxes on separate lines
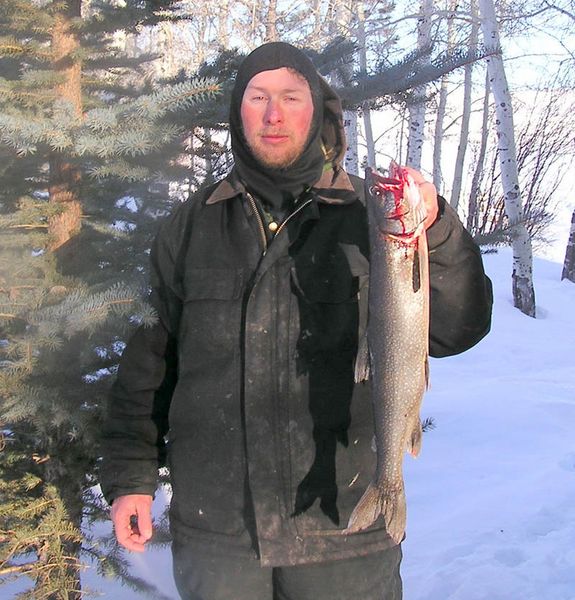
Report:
180,267,244,354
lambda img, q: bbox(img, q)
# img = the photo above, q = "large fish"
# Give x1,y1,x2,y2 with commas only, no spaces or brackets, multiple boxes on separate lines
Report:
344,163,429,544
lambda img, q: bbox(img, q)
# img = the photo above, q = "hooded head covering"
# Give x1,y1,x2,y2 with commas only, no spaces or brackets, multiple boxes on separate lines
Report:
229,42,347,218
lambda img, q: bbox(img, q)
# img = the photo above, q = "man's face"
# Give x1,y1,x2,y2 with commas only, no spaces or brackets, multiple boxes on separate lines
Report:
240,67,315,169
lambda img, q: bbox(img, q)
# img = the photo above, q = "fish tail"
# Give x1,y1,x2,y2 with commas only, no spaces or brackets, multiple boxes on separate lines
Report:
343,482,406,544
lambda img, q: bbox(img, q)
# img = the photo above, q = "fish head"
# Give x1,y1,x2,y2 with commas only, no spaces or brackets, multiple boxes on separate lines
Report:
364,165,427,243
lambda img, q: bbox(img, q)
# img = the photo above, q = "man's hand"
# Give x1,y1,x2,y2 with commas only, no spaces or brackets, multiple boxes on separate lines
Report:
110,494,153,553
404,166,439,230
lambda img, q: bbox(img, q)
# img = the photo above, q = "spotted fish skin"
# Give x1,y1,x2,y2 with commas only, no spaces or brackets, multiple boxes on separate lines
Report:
344,164,429,544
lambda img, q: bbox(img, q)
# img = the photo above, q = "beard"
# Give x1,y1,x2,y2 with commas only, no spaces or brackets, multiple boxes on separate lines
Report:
247,129,313,171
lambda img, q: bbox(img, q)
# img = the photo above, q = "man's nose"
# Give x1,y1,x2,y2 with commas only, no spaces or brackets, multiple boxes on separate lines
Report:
264,100,283,125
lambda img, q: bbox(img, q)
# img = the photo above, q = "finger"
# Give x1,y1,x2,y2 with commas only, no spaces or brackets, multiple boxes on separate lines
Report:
134,504,153,541
404,170,439,228
403,166,426,184
115,516,149,553
419,181,439,229
111,498,153,553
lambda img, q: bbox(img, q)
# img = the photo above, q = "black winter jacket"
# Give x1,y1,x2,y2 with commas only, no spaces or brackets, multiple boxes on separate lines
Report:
100,169,492,566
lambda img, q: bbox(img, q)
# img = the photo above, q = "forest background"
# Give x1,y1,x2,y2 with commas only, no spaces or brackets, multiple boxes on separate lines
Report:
0,0,574,598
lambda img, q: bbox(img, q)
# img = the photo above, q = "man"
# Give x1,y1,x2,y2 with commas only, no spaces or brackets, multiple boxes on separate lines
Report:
101,42,492,600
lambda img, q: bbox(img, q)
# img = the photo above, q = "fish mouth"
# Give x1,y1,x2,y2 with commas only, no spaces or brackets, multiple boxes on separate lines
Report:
369,179,409,220
383,206,411,220
368,178,402,197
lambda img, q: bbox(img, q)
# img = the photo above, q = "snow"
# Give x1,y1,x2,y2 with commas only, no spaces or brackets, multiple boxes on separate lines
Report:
4,248,574,599
402,249,575,600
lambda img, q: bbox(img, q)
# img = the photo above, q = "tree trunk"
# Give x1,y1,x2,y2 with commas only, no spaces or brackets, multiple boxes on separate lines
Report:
562,207,575,282
467,68,491,234
450,1,479,210
344,111,359,175
219,0,230,48
479,0,536,317
407,0,433,170
48,0,83,252
357,2,376,168
329,0,358,174
432,0,458,193
264,0,279,42
47,3,84,593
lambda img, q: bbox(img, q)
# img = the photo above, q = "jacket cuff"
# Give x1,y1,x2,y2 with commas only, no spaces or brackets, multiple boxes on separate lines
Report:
100,482,157,506
425,195,454,250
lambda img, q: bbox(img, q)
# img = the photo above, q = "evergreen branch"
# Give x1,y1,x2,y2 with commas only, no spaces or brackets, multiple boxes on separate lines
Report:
86,161,151,181
0,43,27,57
7,223,49,229
119,78,220,121
0,561,36,576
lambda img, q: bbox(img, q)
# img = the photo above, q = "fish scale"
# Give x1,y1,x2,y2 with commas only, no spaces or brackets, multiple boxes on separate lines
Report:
343,163,429,544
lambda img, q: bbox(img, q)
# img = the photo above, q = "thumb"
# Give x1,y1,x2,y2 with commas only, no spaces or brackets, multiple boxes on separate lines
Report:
135,501,153,540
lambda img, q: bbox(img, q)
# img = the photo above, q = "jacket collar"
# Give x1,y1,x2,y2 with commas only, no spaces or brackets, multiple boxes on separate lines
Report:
205,166,357,206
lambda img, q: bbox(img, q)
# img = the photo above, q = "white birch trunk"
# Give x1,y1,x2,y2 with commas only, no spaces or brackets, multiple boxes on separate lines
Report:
450,2,479,211
432,71,448,192
218,0,230,48
344,111,359,175
407,0,433,170
357,2,376,168
467,68,491,233
331,0,358,174
479,0,536,317
264,0,279,42
432,0,458,193
562,208,575,282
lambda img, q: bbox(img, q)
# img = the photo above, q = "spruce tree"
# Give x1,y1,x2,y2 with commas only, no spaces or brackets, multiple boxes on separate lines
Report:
0,1,217,597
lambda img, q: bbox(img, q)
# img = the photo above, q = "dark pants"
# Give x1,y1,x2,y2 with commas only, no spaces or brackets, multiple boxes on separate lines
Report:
172,541,403,600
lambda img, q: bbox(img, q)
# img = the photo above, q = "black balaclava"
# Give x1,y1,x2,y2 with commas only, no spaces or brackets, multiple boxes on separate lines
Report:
230,42,340,219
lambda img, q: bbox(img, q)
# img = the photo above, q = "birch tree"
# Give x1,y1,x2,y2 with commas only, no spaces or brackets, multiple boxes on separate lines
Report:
450,0,480,210
406,0,433,169
467,68,491,234
479,0,536,317
357,2,376,168
328,0,359,174
562,208,575,282
432,0,458,192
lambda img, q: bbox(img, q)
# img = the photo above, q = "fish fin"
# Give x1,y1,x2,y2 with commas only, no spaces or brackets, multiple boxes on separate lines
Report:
343,481,406,544
407,418,423,457
354,332,370,383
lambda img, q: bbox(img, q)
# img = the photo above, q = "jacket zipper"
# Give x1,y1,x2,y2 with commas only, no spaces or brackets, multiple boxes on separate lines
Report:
246,193,314,253
275,197,313,237
246,192,268,254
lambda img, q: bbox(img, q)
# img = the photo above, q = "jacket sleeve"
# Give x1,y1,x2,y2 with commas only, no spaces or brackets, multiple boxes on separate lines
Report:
426,196,493,358
99,214,183,505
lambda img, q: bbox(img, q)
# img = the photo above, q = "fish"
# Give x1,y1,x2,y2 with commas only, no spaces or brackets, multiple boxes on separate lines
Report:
343,163,429,544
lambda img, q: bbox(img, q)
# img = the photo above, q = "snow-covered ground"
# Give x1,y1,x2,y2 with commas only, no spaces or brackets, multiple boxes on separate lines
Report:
4,247,574,600
402,248,575,600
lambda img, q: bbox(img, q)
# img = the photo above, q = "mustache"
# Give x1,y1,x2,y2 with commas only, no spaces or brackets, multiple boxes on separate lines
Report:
258,129,291,137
